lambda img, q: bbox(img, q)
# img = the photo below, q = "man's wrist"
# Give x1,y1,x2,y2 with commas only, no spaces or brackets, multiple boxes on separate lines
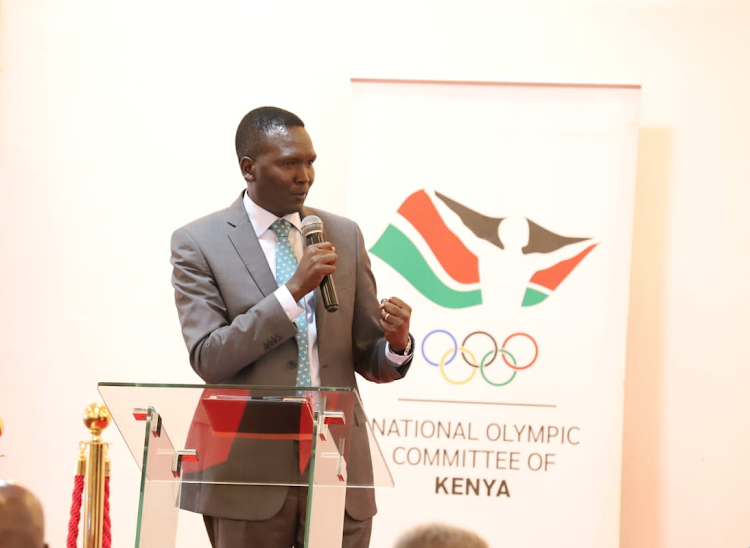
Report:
273,285,305,321
390,335,412,356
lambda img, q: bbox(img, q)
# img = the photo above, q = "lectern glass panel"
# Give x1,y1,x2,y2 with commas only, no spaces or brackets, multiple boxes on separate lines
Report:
98,383,393,548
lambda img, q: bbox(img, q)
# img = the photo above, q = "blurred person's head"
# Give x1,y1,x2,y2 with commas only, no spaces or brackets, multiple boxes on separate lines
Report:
394,522,489,548
0,480,45,548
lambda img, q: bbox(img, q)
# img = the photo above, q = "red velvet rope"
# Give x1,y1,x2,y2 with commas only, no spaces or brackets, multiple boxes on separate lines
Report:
103,476,111,548
67,474,85,548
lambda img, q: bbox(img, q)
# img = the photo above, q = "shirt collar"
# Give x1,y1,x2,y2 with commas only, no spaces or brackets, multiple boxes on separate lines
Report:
243,191,302,237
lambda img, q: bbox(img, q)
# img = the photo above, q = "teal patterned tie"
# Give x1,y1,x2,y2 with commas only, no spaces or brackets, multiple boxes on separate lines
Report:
270,219,311,387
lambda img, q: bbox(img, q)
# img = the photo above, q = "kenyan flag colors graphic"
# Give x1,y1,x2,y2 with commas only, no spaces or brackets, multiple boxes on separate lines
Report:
369,189,599,309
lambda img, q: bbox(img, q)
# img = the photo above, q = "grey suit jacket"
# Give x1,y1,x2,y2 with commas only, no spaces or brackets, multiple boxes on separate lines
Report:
170,193,410,521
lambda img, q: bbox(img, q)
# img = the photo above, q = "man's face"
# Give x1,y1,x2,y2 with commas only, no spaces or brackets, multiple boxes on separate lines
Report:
243,126,316,217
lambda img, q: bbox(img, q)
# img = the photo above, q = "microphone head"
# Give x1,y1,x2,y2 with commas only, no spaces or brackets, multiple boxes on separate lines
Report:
301,215,324,237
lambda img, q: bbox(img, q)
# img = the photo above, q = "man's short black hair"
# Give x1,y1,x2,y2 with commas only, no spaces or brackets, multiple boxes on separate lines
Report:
235,106,305,160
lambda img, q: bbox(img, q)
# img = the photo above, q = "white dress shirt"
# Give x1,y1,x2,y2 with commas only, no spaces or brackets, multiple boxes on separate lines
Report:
243,192,323,386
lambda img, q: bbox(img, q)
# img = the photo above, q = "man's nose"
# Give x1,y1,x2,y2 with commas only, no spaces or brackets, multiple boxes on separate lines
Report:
296,165,313,184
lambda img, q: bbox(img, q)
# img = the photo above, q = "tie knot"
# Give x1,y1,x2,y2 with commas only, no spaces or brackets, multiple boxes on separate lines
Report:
270,218,292,239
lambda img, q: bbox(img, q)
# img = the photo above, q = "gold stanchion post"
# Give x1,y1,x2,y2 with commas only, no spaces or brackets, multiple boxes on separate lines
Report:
83,403,111,548
78,442,88,476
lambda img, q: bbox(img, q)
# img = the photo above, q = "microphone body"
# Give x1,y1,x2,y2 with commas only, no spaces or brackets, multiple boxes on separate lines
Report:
301,216,339,312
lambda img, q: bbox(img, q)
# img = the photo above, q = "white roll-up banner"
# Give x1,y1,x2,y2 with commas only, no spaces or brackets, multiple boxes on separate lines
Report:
348,78,640,548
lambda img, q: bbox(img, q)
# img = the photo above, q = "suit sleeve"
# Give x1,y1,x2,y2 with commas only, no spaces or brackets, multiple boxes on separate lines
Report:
171,227,297,384
350,224,412,383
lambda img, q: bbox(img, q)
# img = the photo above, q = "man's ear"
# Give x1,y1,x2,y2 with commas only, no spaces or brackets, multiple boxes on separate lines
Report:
239,156,254,182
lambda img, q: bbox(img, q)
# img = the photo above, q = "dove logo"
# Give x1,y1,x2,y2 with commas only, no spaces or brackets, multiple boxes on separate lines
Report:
369,190,599,309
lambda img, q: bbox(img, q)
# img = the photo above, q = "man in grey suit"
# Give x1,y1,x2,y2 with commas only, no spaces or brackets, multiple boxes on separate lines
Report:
170,106,414,548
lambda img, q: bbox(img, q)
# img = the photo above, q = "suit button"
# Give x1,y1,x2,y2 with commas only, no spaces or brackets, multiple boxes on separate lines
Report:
286,360,296,370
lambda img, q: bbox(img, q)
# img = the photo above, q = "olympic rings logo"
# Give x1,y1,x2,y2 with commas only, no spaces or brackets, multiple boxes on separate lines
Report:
421,330,539,386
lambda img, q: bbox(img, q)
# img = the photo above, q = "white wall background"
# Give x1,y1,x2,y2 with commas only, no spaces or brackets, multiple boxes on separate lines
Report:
0,1,748,547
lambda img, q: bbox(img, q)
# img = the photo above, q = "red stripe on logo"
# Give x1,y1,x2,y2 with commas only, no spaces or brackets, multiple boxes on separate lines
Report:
398,190,479,285
529,243,598,291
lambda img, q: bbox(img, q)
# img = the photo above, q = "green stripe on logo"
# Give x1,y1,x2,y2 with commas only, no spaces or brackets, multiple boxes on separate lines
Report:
370,225,482,309
522,287,549,307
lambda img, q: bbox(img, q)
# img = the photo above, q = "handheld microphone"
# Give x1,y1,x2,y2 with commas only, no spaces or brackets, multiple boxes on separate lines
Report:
301,215,339,312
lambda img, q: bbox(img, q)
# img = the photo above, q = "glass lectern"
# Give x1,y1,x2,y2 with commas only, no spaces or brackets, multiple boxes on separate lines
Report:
98,383,393,548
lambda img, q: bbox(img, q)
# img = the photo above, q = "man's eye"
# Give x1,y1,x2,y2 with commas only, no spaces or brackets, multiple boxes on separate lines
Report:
305,160,315,167
283,161,296,167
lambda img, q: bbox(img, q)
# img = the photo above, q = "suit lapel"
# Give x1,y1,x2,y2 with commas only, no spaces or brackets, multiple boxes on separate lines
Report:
314,283,328,359
226,194,278,297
